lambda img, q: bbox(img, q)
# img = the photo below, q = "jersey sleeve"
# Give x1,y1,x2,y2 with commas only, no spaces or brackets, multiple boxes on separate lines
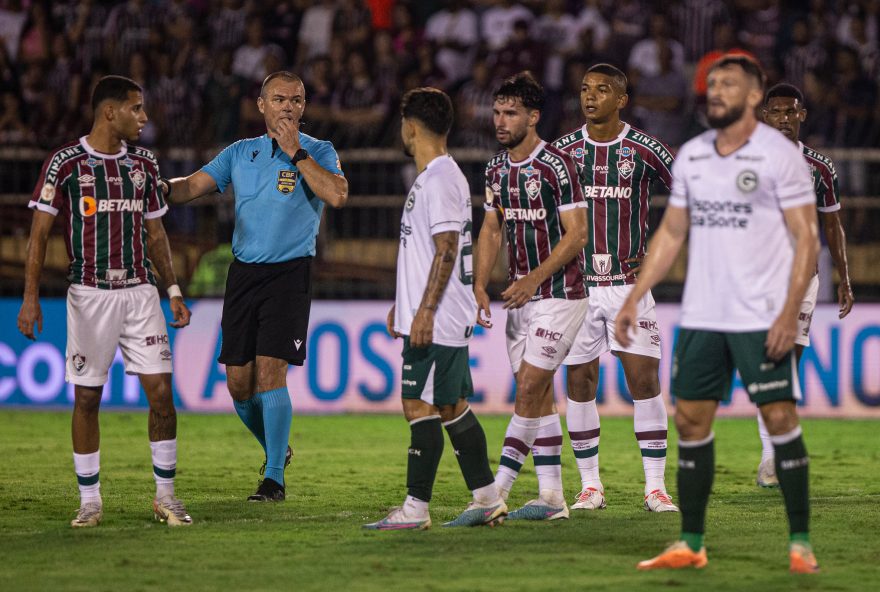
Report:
144,160,168,220
667,153,688,210
556,152,583,212
775,144,815,210
424,175,466,235
201,142,236,193
28,152,68,216
483,164,498,211
644,140,675,192
815,159,841,213
310,140,344,176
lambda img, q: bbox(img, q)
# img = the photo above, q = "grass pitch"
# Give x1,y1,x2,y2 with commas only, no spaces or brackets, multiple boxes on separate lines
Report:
0,410,877,592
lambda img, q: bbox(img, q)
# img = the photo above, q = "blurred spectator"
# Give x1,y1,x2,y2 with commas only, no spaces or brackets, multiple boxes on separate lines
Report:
17,1,50,65
534,0,580,93
830,46,878,148
0,0,26,61
332,52,390,147
425,0,479,86
451,58,496,149
0,42,16,93
203,50,243,144
737,0,781,69
333,0,373,55
481,0,532,52
631,42,688,146
266,1,305,64
233,17,285,83
842,10,879,78
61,0,108,69
367,0,395,30
210,0,248,51
627,13,684,87
782,19,828,91
0,91,32,144
557,59,590,134
607,0,648,61
45,36,83,115
302,55,336,139
297,0,337,65
671,0,729,64
576,0,611,53
103,0,159,71
373,30,400,93
391,3,425,60
487,19,543,83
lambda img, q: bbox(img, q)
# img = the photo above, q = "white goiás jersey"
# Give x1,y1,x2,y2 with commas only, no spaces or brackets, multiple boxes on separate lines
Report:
395,154,476,346
668,122,815,332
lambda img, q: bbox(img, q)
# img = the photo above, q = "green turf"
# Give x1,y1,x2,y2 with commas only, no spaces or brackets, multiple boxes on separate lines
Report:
0,411,877,591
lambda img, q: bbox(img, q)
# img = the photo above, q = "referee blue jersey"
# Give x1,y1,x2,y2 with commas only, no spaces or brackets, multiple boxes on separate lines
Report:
202,132,343,264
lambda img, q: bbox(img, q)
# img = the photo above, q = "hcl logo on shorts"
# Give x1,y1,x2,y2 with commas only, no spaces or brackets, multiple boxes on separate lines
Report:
535,328,563,341
505,208,547,221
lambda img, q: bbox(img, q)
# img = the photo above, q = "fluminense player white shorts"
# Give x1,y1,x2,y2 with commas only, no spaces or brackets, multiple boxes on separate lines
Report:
564,285,661,365
66,283,172,386
796,274,820,347
506,297,589,374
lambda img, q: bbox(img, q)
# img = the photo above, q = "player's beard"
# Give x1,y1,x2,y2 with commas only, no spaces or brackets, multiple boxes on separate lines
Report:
707,103,746,129
498,127,527,149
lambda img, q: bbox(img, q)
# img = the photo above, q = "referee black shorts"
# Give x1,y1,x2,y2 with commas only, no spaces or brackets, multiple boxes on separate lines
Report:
218,256,312,366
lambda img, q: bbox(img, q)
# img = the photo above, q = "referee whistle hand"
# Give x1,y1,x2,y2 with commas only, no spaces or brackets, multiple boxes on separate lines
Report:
169,297,191,329
17,298,43,340
386,306,401,339
615,299,638,349
276,118,301,156
765,314,797,361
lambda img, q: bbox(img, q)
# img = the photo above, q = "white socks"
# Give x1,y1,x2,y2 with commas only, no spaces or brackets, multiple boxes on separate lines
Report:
495,414,541,501
634,394,668,494
73,451,101,507
533,414,564,500
150,439,177,499
566,398,602,491
757,410,775,462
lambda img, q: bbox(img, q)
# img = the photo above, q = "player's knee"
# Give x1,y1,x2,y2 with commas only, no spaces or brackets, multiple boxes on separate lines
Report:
761,404,799,435
674,411,709,441
566,364,598,402
227,380,253,402
629,375,661,399
74,388,102,413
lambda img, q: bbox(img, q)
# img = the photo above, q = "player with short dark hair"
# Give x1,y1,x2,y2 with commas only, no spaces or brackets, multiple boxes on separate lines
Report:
553,63,678,513
620,57,822,573
475,71,589,520
364,87,506,530
161,71,348,502
753,82,854,487
18,75,193,528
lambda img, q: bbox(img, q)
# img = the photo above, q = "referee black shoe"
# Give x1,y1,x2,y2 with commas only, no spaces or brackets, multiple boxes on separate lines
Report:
248,478,286,502
259,445,293,476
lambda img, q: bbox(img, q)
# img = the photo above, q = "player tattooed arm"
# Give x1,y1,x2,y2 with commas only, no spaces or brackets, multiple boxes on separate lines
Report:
410,230,459,348
145,217,191,329
17,210,55,340
820,211,854,318
500,206,588,309
474,209,503,328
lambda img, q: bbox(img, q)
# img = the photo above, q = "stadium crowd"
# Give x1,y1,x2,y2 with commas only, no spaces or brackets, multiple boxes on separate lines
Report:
0,0,878,151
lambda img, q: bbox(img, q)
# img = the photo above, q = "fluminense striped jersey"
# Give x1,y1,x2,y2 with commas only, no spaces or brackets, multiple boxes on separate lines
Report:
28,136,167,289
484,140,586,300
553,123,674,287
800,142,841,213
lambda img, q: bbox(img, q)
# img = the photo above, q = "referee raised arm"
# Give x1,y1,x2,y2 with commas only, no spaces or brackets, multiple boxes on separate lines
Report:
162,71,348,502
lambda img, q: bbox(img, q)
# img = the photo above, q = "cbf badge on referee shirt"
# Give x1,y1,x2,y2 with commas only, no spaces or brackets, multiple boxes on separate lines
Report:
277,169,298,194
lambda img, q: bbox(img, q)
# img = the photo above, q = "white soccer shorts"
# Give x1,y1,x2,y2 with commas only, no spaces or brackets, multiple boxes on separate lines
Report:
796,274,820,347
66,283,172,386
506,297,589,373
564,284,661,365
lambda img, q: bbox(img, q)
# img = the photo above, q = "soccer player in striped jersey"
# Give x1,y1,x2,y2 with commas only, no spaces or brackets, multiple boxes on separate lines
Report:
364,88,506,530
17,76,193,528
621,56,821,573
552,63,678,513
475,72,589,521
754,82,854,487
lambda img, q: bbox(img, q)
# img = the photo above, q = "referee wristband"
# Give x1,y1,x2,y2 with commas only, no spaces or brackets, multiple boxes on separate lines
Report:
167,284,183,299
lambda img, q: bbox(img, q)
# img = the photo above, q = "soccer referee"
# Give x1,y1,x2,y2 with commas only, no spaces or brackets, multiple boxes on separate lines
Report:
162,71,348,501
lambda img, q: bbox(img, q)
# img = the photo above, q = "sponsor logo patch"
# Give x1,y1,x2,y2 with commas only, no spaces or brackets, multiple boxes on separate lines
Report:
592,253,612,275
616,146,635,158
160,349,172,361
71,354,87,375
505,208,546,221
747,379,789,395
85,157,101,168
40,183,55,203
736,170,758,193
572,147,585,160
105,269,127,282
617,158,634,179
80,196,97,217
145,334,169,346
77,174,95,186
541,345,558,356
277,169,297,194
405,191,416,210
121,157,135,167
535,328,563,341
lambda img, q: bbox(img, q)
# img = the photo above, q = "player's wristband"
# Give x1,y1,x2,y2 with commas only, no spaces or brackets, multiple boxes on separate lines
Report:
167,284,183,299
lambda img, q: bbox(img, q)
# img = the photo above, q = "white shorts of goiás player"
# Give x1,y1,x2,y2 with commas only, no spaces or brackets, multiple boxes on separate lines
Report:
66,284,172,386
564,285,661,365
506,298,589,373
796,275,820,347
